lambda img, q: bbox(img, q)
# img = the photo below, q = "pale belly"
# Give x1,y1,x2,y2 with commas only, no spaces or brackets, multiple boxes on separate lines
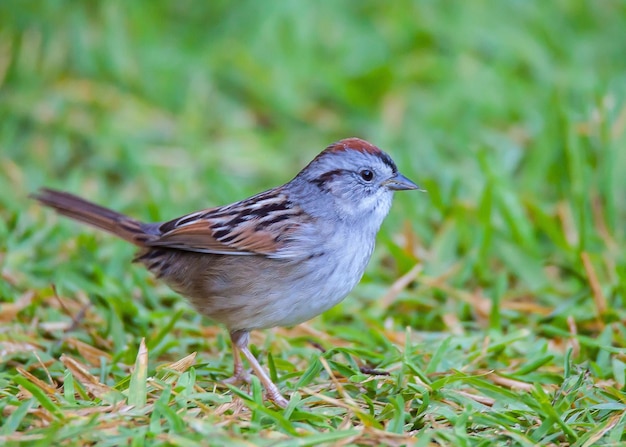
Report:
141,239,375,331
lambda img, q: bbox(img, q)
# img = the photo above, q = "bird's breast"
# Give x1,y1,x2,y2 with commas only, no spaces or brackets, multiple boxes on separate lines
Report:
267,229,376,327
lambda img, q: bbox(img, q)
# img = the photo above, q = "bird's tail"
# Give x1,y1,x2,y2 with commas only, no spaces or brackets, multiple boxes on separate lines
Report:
31,188,155,246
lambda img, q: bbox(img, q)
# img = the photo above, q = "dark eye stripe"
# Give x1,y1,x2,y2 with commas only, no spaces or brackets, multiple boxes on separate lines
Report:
311,169,346,190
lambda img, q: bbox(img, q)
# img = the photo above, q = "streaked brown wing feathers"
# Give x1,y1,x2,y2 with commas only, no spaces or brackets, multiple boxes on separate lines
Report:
149,219,283,254
146,189,309,257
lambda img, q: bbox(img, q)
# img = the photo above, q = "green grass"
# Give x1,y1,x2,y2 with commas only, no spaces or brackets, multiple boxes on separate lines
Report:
2,1,626,445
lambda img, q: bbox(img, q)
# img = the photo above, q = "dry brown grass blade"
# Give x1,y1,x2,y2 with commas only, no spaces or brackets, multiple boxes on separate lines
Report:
557,201,579,247
581,251,607,319
319,356,358,408
581,411,625,447
156,352,199,386
0,341,41,360
487,373,535,392
158,351,197,373
0,291,34,322
379,263,423,310
65,337,112,365
300,386,362,411
567,315,581,358
454,390,495,406
60,354,115,399
0,434,46,444
504,300,554,316
16,367,58,394
442,312,464,335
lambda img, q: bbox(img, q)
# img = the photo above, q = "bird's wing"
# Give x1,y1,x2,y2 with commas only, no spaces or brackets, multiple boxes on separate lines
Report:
146,189,313,258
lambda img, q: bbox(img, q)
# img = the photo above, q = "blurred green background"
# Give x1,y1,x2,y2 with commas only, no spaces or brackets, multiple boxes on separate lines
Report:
3,0,625,311
2,1,626,443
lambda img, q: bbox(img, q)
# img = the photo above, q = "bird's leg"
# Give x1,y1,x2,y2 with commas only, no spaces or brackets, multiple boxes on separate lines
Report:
229,330,289,408
222,341,251,384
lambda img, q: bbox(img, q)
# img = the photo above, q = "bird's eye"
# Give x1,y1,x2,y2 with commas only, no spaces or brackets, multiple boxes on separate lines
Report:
360,169,374,182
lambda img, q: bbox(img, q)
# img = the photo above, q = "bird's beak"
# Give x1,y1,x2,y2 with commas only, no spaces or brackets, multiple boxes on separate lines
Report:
383,172,422,191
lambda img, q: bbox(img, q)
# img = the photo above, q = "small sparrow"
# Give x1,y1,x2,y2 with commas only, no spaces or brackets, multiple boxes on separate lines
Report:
33,137,419,408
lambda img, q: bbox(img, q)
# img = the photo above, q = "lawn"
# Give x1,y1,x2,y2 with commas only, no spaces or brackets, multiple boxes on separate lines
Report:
1,1,626,446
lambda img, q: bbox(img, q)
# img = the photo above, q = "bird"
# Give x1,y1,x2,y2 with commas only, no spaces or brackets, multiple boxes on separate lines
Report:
32,137,420,408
